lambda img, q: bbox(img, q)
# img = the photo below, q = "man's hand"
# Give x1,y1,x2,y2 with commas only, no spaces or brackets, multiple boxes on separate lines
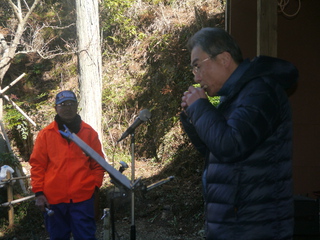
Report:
35,194,49,212
181,86,207,109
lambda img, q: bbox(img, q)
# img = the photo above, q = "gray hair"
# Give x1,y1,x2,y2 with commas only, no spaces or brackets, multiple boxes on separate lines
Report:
187,27,243,64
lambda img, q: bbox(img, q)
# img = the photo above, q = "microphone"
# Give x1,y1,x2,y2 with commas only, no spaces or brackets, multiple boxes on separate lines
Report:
117,109,151,142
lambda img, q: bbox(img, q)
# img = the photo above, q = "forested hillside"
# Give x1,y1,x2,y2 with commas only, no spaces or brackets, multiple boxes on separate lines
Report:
0,0,225,238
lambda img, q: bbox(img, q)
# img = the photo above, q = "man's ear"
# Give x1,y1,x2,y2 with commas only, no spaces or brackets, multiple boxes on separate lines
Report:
219,51,232,67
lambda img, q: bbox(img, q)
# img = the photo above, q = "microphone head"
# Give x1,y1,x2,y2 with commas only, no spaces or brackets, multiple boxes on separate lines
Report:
139,109,151,121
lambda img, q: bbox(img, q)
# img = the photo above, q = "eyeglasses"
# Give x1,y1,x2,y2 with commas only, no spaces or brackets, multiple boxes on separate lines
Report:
191,52,223,75
192,57,211,75
56,102,77,107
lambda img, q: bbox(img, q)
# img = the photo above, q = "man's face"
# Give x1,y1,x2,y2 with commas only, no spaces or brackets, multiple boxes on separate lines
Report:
190,46,228,97
55,100,78,122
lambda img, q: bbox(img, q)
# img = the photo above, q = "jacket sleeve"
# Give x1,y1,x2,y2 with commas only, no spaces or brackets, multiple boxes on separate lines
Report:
29,130,49,194
180,111,207,156
186,79,283,163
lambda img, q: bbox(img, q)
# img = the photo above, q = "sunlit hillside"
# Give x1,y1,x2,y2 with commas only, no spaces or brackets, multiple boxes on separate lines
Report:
0,0,225,238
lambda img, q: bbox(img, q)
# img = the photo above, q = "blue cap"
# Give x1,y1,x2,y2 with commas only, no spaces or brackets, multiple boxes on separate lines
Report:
55,90,77,104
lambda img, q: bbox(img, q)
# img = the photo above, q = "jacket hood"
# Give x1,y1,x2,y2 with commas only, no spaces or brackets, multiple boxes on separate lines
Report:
245,55,299,89
219,56,299,97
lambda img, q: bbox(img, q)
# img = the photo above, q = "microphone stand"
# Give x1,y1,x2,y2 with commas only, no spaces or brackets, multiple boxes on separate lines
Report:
130,132,136,240
61,124,175,240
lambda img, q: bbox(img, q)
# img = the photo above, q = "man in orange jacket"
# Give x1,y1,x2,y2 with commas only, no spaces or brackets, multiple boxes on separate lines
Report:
29,90,105,240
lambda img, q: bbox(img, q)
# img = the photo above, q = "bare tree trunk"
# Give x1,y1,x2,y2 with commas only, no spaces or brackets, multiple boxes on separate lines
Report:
75,0,103,138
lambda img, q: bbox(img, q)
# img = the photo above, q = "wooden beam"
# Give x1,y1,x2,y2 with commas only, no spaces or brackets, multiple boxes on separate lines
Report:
257,0,278,57
6,171,14,228
225,0,231,32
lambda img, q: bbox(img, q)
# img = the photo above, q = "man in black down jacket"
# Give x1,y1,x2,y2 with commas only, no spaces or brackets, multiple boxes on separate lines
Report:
180,27,298,240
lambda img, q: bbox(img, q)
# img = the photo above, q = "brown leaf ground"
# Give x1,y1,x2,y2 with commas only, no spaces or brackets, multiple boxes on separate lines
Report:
95,159,205,240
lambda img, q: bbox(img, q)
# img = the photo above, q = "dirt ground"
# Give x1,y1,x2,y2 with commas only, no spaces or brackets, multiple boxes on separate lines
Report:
2,158,205,240
96,217,205,240
94,159,205,240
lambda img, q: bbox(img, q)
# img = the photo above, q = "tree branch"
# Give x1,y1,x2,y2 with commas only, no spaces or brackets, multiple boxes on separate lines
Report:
8,0,23,22
22,0,41,24
23,0,30,11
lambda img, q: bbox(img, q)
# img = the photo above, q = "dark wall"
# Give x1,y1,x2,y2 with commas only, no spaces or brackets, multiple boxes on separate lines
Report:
229,0,320,197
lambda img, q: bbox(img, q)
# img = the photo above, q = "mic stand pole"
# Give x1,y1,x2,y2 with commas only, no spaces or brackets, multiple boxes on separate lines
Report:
130,132,136,240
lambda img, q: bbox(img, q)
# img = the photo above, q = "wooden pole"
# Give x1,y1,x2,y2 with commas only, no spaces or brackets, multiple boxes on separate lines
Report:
257,0,278,57
103,208,111,240
6,171,14,228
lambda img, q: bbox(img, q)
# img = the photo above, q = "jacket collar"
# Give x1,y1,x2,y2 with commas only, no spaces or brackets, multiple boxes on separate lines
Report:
217,58,251,97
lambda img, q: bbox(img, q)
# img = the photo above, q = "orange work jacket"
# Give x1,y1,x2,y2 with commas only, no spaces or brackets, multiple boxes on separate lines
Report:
30,121,105,204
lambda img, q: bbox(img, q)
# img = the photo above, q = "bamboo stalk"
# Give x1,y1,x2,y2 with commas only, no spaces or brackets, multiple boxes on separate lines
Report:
0,195,35,207
0,175,30,185
0,73,26,95
7,171,14,227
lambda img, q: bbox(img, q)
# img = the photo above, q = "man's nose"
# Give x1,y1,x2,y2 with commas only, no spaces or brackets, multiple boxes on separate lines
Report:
194,74,201,83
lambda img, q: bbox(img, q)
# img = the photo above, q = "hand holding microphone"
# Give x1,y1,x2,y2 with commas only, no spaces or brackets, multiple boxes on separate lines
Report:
35,194,54,216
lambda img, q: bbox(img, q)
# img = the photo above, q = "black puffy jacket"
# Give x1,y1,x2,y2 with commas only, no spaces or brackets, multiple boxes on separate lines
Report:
180,56,298,240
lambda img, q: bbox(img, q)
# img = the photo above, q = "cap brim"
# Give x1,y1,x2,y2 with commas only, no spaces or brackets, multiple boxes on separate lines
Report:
56,98,77,104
